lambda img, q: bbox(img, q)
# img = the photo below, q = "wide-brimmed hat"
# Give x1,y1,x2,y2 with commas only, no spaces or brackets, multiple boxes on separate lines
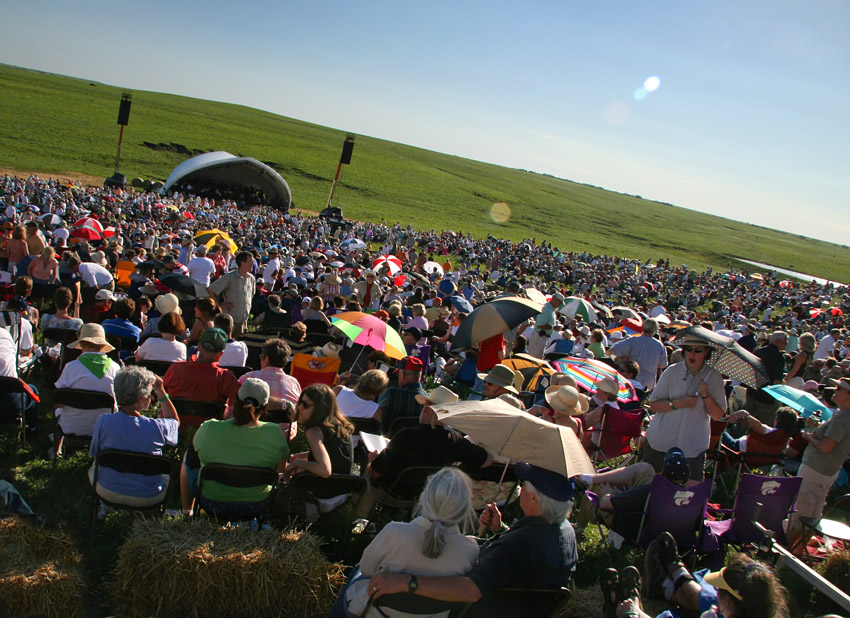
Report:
549,372,578,389
69,323,114,352
415,385,460,406
545,385,589,416
89,250,107,267
363,269,377,278
477,364,519,394
675,334,711,348
594,377,619,396
313,342,340,358
139,283,160,296
155,293,181,315
324,272,342,285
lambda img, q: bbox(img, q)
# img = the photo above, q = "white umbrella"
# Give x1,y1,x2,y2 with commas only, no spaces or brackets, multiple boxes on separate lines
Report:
423,261,443,276
433,399,594,478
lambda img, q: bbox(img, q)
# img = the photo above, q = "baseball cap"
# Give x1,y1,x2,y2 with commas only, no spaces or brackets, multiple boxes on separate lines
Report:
514,462,575,502
95,289,114,301
238,378,270,408
398,356,424,372
662,447,690,484
199,327,228,353
404,327,423,341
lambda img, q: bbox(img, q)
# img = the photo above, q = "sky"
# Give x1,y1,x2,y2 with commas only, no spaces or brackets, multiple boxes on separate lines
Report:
2,1,849,245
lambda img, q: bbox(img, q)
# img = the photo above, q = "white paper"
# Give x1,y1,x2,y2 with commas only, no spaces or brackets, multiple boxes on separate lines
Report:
360,431,390,454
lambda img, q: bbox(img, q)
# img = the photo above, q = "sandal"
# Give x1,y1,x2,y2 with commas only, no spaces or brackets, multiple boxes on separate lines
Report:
618,565,642,605
599,568,619,618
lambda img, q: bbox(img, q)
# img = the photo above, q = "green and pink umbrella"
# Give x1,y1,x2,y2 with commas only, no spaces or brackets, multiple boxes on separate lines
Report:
330,311,406,360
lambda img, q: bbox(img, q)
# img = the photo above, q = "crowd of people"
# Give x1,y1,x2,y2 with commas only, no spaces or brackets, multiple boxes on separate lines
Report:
2,172,849,617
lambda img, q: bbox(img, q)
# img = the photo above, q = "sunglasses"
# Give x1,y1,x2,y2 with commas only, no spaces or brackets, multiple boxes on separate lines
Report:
683,346,706,353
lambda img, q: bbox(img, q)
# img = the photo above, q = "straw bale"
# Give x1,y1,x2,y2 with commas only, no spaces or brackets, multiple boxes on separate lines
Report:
0,517,84,618
112,518,346,618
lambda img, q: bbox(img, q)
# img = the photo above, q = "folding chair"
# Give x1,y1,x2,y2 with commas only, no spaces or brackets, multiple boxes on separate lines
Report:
0,376,30,443
794,493,850,562
719,429,790,488
364,592,468,617
89,449,173,540
706,473,802,550
42,327,80,375
195,463,278,525
378,387,423,436
136,359,174,377
386,415,421,438
105,334,139,360
171,398,225,432
220,365,253,378
378,465,444,511
587,475,713,563
290,352,340,389
53,388,116,459
589,406,644,467
284,473,368,526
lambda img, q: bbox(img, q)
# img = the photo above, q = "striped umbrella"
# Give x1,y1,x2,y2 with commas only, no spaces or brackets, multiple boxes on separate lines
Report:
195,229,238,254
550,357,637,403
330,311,406,359
372,255,402,275
73,216,104,235
452,296,543,349
559,296,598,323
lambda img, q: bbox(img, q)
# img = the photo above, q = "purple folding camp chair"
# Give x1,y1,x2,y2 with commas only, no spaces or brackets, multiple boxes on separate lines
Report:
634,475,714,553
706,473,802,546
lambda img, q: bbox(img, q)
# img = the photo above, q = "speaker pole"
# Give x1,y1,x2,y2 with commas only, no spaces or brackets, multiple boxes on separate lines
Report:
106,92,132,188
326,134,355,208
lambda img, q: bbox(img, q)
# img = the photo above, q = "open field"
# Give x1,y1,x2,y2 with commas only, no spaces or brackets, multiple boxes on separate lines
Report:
1,64,848,282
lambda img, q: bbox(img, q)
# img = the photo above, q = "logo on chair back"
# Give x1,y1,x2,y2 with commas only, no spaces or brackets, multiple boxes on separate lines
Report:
760,480,781,495
674,490,695,506
307,359,329,370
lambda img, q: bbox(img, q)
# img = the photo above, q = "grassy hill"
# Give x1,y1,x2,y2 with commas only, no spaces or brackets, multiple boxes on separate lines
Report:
1,64,847,282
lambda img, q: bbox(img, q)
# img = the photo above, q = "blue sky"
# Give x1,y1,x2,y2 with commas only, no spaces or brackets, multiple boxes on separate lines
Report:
3,1,849,245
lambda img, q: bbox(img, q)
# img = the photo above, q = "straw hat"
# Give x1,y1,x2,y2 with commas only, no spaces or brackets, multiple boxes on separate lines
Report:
477,364,519,394
69,323,114,352
595,377,620,396
415,385,460,406
313,342,340,358
545,385,589,416
155,293,181,315
549,372,578,389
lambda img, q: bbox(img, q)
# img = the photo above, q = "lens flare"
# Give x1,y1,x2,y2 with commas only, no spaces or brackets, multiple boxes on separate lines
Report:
633,87,648,101
490,202,511,223
644,76,661,92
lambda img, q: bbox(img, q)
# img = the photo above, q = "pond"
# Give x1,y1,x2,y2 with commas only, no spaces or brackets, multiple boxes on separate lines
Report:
736,259,845,287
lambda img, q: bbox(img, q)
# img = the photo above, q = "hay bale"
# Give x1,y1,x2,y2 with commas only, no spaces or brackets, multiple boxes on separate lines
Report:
112,518,346,618
0,517,84,618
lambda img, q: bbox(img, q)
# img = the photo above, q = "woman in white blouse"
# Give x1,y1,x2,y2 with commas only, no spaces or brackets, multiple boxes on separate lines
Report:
135,312,187,363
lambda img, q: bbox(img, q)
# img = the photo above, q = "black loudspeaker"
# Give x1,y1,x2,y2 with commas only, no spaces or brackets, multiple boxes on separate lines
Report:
340,139,355,165
117,95,132,126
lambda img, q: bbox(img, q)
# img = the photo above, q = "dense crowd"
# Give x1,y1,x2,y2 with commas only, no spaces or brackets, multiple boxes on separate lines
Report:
2,173,849,618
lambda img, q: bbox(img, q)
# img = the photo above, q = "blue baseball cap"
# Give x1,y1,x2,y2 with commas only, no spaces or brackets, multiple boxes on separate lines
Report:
515,462,575,502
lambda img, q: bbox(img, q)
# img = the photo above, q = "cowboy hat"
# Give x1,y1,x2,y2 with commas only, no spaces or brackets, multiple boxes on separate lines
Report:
313,342,340,358
69,323,114,352
415,385,460,406
155,293,181,315
545,385,589,416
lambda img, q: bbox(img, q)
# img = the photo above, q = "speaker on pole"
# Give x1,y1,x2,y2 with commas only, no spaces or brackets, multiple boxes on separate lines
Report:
117,92,132,126
340,135,355,165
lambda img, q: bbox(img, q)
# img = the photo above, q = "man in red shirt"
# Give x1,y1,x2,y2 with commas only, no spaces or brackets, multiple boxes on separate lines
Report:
163,328,239,424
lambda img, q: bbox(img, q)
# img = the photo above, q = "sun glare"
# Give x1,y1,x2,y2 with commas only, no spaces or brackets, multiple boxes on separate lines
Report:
644,76,661,91
490,202,511,223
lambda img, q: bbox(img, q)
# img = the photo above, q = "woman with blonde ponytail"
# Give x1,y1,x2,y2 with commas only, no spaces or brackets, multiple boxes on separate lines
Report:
335,467,479,618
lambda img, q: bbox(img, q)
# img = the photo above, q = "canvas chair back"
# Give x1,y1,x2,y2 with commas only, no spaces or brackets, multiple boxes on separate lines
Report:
729,474,802,544
637,475,713,550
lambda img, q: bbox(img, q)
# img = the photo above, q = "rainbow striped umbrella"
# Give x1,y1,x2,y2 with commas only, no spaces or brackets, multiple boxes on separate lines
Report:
550,357,637,403
330,311,406,359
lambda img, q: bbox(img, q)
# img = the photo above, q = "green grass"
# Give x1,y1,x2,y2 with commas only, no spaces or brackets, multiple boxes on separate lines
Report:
1,64,847,282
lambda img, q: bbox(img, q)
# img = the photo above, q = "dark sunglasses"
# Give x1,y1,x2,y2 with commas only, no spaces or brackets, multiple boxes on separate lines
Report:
683,346,706,353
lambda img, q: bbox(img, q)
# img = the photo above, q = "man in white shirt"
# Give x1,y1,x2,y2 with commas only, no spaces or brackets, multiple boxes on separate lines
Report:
814,328,839,361
263,249,281,283
69,255,114,291
187,246,217,287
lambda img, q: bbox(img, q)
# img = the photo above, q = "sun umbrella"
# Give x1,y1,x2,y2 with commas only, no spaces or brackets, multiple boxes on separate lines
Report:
139,259,165,270
590,300,613,319
405,271,430,287
330,311,406,359
502,353,555,392
340,238,367,251
103,225,117,238
829,307,843,317
372,255,402,275
750,273,764,281
194,229,238,254
654,313,671,325
763,385,833,422
672,326,768,389
39,213,63,226
810,308,825,319
448,295,474,314
74,216,104,235
437,279,457,298
612,306,640,320
422,261,443,276
452,296,544,349
559,296,598,323
550,358,637,403
432,399,595,478
524,288,548,305
606,325,639,338
159,273,211,298
70,227,103,241
330,261,345,268
779,280,793,288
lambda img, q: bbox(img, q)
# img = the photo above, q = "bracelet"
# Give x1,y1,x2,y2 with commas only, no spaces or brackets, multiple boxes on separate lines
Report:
669,399,675,410
159,393,170,402
701,395,709,400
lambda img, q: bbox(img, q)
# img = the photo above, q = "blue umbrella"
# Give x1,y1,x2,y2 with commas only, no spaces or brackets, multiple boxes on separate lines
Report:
448,295,474,314
763,384,833,421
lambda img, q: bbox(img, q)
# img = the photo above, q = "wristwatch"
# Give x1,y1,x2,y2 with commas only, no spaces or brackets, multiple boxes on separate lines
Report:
408,575,419,594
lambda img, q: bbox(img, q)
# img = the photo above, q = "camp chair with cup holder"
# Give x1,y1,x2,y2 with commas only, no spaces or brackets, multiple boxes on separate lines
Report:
194,463,278,526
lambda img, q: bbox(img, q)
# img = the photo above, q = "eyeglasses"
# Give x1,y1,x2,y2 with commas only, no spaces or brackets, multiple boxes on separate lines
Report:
683,346,706,353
